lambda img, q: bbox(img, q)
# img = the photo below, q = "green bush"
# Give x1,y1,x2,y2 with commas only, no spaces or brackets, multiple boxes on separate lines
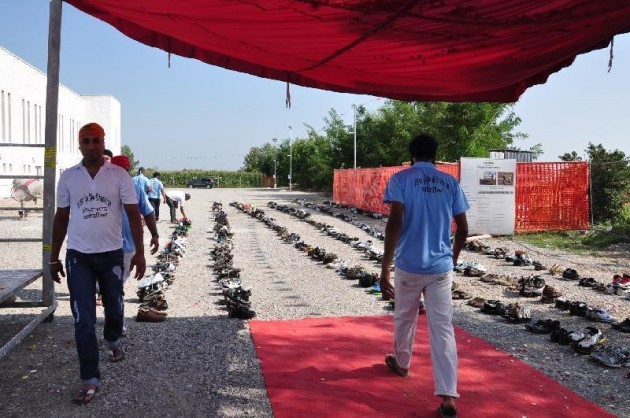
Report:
154,170,261,188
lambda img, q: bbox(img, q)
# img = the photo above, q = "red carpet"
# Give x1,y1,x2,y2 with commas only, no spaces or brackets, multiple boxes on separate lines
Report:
249,315,614,418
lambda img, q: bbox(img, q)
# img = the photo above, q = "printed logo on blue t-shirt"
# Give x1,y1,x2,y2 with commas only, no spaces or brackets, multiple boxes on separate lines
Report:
414,175,451,193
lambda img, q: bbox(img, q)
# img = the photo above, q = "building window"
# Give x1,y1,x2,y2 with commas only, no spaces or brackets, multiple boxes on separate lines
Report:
36,166,42,176
38,105,42,143
7,92,11,141
27,100,31,143
1,90,5,142
22,98,25,144
9,163,12,173
2,163,6,173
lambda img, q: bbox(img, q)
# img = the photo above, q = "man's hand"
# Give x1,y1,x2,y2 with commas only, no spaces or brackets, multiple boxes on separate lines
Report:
49,262,65,284
380,269,395,300
149,236,159,255
130,253,146,279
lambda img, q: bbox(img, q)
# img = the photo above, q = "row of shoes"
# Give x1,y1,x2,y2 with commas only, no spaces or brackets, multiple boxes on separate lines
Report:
268,201,386,262
293,200,386,240
474,299,533,323
529,320,629,367
214,203,256,320
237,201,387,298
554,298,617,322
136,220,191,322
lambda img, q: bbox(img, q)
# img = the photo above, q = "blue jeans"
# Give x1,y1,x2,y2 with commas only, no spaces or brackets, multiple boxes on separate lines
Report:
66,248,125,386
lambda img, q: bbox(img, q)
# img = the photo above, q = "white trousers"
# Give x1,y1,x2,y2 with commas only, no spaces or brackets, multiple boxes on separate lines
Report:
394,267,459,398
122,250,135,284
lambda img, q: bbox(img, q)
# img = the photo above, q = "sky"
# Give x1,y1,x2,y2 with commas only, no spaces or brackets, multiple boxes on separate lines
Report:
0,1,628,170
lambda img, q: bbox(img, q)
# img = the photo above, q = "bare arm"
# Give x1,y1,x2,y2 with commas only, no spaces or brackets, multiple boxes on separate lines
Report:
143,212,160,254
49,207,70,283
123,203,146,279
380,201,403,300
179,205,187,219
452,212,469,266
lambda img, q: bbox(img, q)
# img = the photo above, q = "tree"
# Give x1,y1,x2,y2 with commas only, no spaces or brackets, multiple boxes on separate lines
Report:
242,99,529,191
559,151,582,161
584,143,629,223
121,145,140,172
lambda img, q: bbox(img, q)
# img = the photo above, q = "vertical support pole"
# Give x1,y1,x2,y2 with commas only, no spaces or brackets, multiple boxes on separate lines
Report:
42,0,62,306
353,105,357,170
588,161,594,230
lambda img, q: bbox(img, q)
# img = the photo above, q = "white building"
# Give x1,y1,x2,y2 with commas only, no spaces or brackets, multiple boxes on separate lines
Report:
0,45,121,198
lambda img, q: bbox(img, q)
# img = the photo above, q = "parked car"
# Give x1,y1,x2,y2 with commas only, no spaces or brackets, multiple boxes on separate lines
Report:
187,177,214,188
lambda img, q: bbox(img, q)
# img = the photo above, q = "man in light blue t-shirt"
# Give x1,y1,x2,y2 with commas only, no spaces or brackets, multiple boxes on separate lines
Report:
148,172,167,221
380,134,469,418
132,167,152,196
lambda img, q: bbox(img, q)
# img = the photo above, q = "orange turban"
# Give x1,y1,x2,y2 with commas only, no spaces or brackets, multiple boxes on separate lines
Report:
111,155,131,170
78,122,105,140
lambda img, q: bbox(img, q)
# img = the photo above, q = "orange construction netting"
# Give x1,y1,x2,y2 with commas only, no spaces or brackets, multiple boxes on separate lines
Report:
333,162,590,233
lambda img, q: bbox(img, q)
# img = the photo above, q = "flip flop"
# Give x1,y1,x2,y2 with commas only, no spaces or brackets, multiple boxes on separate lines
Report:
72,386,99,405
438,404,457,418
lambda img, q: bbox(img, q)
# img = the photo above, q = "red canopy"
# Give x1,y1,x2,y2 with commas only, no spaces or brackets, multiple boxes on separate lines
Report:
64,0,630,102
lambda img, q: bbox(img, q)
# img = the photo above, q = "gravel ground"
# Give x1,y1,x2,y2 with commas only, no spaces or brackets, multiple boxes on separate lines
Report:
0,188,628,417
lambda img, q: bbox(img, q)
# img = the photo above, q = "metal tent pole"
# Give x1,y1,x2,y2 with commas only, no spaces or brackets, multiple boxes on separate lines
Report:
42,0,62,306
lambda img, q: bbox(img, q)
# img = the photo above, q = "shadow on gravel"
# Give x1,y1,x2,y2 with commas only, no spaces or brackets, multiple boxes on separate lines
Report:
0,314,272,417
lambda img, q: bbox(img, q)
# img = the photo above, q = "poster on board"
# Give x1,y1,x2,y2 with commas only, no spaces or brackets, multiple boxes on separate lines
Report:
460,158,516,235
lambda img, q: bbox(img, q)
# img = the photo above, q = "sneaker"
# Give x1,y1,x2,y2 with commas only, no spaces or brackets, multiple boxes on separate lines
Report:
613,274,630,285
590,346,630,368
589,308,616,323
385,354,409,377
573,328,605,354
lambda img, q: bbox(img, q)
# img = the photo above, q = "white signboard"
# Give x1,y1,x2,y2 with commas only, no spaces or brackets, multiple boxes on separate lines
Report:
460,158,516,235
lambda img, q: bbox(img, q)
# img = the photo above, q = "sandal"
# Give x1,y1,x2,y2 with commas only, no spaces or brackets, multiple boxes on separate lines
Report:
385,354,408,377
72,385,99,405
467,297,486,308
451,290,472,300
108,345,125,363
438,403,458,418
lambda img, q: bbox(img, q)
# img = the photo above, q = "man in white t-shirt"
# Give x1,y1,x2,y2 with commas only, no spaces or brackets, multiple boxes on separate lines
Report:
49,123,146,405
164,190,191,224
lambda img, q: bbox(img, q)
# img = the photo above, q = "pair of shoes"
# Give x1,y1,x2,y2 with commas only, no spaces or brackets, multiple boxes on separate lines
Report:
72,385,99,405
227,302,256,319
526,319,560,334
438,403,457,418
136,307,166,322
385,354,409,377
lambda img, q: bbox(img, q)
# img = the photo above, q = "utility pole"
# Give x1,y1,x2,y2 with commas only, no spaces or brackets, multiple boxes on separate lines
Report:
271,138,278,189
288,126,293,192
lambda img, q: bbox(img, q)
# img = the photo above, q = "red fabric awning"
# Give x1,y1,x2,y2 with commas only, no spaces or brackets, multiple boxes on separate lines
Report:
63,0,630,102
